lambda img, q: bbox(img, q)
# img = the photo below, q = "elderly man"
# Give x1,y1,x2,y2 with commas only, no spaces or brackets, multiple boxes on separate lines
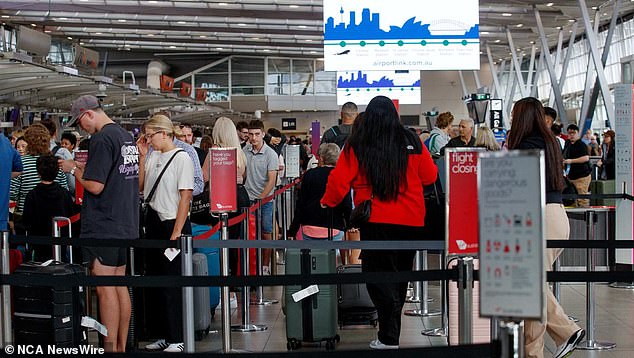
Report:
441,118,476,154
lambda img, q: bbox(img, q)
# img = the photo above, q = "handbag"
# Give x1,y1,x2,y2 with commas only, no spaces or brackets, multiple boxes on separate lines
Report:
349,195,372,228
562,176,578,207
140,150,185,238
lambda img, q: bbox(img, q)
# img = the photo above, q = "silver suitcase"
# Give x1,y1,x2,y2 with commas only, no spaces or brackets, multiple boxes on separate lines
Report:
193,253,212,340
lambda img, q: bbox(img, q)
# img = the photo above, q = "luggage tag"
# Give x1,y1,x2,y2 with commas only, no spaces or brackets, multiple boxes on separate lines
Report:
292,285,319,302
164,248,181,261
81,316,108,337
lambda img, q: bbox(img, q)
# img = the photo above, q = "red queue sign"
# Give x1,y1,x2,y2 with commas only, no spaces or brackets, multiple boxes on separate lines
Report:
445,148,484,256
209,148,238,213
74,150,89,205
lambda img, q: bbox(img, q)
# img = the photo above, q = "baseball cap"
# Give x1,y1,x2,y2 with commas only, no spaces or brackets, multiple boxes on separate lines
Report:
67,95,102,127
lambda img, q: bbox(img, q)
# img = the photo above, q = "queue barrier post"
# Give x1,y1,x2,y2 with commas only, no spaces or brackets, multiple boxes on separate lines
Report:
405,250,440,317
181,234,195,353
421,251,448,337
1,231,11,347
458,256,474,344
252,199,278,306
232,208,267,333
219,213,233,352
498,320,524,358
578,210,616,351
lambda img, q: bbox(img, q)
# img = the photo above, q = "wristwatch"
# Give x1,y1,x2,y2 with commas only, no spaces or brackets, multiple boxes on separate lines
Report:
70,166,78,175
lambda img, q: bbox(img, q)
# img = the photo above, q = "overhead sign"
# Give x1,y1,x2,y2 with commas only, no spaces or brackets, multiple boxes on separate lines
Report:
445,148,484,256
478,150,545,320
282,118,297,131
285,145,301,179
73,44,99,69
323,0,480,71
614,84,634,267
209,148,238,213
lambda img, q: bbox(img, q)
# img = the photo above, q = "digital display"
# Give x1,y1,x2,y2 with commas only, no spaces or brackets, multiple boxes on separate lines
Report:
336,70,420,105
324,0,480,71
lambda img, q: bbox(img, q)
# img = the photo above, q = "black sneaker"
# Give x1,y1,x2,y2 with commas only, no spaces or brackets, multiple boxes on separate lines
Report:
554,329,585,358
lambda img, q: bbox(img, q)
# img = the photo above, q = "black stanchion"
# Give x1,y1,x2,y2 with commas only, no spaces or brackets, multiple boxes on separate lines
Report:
1,231,11,347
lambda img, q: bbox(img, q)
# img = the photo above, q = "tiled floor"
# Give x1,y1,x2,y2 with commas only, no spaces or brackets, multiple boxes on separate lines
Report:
140,262,634,357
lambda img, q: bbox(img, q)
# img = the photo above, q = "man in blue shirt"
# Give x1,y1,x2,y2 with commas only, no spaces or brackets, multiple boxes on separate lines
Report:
1,134,23,231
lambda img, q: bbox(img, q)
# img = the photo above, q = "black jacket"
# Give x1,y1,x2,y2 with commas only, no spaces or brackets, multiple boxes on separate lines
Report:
288,166,352,236
22,182,76,236
517,134,563,204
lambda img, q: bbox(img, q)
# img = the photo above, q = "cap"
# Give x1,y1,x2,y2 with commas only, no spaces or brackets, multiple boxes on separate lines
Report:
68,95,101,127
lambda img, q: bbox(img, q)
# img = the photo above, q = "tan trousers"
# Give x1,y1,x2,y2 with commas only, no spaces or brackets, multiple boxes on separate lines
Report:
524,204,581,358
570,175,591,207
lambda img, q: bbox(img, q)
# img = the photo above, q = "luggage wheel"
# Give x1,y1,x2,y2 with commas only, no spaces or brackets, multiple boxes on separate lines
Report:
287,338,301,350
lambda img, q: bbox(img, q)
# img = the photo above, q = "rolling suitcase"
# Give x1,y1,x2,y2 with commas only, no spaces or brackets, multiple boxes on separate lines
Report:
447,259,490,345
13,262,87,347
336,264,378,328
193,223,221,312
192,253,212,340
285,248,339,350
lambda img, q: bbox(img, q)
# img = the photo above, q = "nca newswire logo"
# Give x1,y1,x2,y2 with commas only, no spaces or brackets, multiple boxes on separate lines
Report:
4,344,104,355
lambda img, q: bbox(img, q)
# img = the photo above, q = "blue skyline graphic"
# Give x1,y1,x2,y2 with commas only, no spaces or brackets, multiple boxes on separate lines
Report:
338,71,420,89
324,7,478,41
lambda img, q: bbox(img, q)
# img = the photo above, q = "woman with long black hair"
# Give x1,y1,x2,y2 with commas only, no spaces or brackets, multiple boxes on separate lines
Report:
597,129,615,180
507,97,584,358
321,96,437,349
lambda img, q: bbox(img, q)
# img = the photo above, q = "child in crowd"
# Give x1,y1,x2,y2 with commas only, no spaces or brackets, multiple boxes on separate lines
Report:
22,154,76,262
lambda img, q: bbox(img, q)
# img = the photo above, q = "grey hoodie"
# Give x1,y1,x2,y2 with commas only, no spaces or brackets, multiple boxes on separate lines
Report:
427,127,450,154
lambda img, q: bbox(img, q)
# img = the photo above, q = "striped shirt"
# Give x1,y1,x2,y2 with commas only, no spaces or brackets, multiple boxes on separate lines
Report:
10,154,69,213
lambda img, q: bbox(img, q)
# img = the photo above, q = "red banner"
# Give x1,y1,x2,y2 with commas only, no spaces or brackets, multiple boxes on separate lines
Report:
210,148,237,213
195,88,207,102
160,75,174,92
74,150,89,205
446,148,483,256
392,99,399,114
179,82,192,97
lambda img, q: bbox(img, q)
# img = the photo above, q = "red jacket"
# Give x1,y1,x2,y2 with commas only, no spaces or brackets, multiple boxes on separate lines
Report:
321,145,437,227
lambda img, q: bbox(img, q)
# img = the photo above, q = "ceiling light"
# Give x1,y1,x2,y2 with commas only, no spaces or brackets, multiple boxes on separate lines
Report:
592,6,598,9
289,4,299,8
251,37,260,40
568,19,575,22
262,49,271,52
1,15,9,18
118,19,127,22
218,2,228,5
309,51,317,54
30,23,37,27
95,32,102,35
502,13,512,17
177,21,187,24
603,12,608,16
305,39,313,42
169,45,176,48
147,33,154,36
495,39,501,43
200,35,206,38
67,36,73,40
149,0,158,3
237,23,247,26
298,25,307,28
44,29,51,33
546,2,554,6
59,17,67,20
481,31,490,35
216,47,223,50
516,23,523,28
530,41,536,44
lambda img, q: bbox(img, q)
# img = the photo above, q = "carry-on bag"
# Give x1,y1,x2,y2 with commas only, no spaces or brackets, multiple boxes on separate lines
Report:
336,264,378,328
13,262,87,347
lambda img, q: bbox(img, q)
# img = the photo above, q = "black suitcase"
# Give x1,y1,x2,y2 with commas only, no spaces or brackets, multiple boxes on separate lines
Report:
337,264,378,328
13,262,87,347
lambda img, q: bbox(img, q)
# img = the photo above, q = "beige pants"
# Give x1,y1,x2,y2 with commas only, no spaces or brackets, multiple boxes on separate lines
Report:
524,204,581,358
570,175,591,208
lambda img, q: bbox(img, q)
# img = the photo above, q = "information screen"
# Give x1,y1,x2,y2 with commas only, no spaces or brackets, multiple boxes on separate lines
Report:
324,0,480,71
336,70,420,105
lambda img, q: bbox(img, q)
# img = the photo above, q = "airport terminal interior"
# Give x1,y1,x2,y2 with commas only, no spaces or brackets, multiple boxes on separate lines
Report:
3,0,634,357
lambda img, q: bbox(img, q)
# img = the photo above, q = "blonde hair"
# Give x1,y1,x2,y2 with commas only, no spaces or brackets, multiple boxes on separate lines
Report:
212,117,246,173
475,126,500,151
145,114,177,137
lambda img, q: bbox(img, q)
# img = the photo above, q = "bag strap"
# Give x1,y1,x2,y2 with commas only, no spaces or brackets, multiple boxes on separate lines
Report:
331,126,339,137
52,145,61,157
145,149,185,204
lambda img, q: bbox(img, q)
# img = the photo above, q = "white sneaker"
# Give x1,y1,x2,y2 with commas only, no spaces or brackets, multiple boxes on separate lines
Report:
369,339,399,350
145,339,168,351
262,266,271,276
554,329,585,358
163,343,184,353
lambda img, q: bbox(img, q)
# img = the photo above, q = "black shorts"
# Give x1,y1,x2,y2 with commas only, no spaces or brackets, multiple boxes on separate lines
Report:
83,246,127,267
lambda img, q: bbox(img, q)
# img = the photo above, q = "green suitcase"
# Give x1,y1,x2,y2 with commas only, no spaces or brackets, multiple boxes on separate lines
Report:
593,180,615,206
285,248,339,350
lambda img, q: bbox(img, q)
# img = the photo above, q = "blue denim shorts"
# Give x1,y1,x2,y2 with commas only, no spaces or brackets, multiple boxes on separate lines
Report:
254,200,274,234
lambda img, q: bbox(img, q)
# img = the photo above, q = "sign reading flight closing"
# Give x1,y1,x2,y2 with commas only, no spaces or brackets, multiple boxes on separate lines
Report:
210,148,237,213
446,148,484,256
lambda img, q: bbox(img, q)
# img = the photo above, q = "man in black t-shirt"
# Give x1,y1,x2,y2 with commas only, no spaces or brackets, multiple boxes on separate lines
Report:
563,124,591,207
59,95,139,353
322,101,358,149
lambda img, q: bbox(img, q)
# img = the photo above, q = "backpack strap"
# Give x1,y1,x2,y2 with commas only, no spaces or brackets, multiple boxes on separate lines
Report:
51,145,61,156
330,126,339,137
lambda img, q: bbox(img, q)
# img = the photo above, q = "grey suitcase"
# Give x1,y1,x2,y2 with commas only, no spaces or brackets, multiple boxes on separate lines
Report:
193,253,212,341
285,249,339,350
337,264,378,328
